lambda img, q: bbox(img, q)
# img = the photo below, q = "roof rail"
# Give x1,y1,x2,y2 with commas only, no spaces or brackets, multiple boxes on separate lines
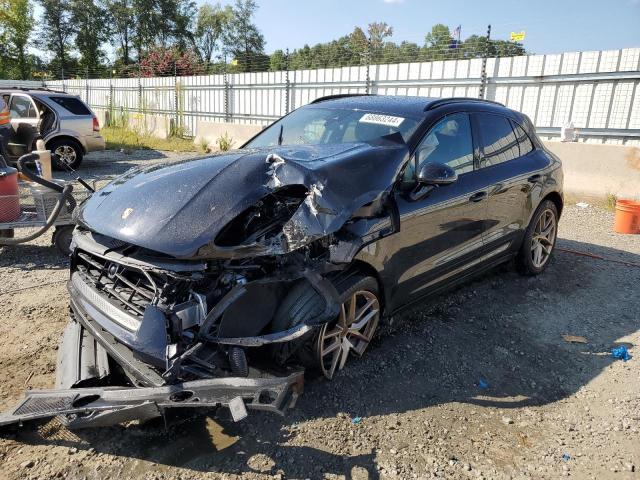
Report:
0,86,67,95
425,97,504,111
310,93,375,104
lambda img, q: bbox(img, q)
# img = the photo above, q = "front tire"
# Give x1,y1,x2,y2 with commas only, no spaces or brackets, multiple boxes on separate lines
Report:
271,274,381,379
516,200,558,275
50,139,83,170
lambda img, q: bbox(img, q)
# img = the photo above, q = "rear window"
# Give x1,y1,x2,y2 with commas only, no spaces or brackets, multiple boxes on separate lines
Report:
48,96,92,115
475,113,520,167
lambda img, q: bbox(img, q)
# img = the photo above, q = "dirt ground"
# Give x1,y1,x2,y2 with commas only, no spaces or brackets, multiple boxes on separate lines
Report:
0,150,638,480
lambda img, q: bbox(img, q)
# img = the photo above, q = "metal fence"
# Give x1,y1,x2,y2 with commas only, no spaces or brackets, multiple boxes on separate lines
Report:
45,47,640,145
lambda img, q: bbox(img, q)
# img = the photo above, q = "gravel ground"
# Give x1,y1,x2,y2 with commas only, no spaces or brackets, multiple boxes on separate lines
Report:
0,150,638,480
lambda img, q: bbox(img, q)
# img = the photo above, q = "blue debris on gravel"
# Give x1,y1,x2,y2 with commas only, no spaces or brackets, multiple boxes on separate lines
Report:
611,345,631,361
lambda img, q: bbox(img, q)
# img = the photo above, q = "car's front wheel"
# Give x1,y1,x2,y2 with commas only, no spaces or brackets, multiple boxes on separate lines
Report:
271,274,381,379
516,200,558,275
50,139,83,170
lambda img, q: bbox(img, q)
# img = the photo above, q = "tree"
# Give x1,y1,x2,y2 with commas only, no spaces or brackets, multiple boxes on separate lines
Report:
70,0,108,74
138,47,203,76
105,0,134,65
224,0,265,71
368,21,393,62
193,2,233,66
269,49,285,71
39,0,74,77
0,0,34,79
424,23,459,60
348,26,368,64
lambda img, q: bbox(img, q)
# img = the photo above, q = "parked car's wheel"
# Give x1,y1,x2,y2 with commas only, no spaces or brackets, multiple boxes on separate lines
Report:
50,139,83,170
516,200,558,275
272,274,380,379
52,226,74,256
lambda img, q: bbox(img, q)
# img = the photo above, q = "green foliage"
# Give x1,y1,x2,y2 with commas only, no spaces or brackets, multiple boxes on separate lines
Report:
223,0,266,71
216,132,233,151
0,0,34,79
277,22,528,71
1,0,529,79
194,2,233,65
102,125,198,152
70,0,108,74
38,0,74,76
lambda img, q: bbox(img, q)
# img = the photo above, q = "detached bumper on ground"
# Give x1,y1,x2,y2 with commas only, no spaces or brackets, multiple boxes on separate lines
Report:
0,308,304,429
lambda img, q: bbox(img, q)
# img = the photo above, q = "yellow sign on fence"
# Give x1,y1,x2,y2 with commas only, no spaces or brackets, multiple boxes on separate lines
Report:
510,31,526,42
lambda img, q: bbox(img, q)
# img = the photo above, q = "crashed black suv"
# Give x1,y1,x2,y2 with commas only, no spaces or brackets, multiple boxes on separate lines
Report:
0,95,563,428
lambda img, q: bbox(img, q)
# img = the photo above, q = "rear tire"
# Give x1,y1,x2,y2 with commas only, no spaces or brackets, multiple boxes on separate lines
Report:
50,139,83,170
271,274,381,379
516,200,558,276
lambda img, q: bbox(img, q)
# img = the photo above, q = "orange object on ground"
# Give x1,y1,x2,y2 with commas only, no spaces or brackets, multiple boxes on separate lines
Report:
0,166,20,222
614,199,640,234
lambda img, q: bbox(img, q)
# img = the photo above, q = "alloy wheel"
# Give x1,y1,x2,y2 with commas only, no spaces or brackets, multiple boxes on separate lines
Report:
315,289,380,379
531,208,556,269
54,145,77,166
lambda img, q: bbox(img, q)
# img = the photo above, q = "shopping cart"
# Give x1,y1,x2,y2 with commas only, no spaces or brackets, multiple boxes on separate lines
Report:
0,152,93,255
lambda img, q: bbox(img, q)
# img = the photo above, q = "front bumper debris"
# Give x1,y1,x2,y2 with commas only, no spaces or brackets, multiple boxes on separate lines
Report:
0,370,304,429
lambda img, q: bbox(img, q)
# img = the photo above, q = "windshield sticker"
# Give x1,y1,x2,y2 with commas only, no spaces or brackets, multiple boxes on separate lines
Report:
359,113,405,128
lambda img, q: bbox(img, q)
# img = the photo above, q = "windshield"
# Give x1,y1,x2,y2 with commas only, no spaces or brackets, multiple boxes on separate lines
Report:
245,107,420,148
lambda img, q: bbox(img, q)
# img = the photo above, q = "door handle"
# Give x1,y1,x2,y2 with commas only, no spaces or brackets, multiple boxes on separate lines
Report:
469,191,487,203
527,174,542,183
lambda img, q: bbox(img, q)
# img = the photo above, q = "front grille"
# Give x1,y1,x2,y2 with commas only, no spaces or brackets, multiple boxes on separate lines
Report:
75,250,158,319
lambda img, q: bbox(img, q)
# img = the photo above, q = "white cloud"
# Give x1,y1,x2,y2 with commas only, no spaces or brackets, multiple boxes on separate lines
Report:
383,0,405,4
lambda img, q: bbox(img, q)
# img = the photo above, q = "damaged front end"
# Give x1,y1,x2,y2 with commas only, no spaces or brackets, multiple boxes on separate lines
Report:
0,140,407,429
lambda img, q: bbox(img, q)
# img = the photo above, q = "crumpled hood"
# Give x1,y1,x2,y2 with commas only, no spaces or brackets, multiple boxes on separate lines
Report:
77,139,409,258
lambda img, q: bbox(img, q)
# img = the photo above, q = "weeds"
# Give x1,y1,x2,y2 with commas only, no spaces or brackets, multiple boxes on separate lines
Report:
604,193,617,212
102,126,199,153
216,132,234,151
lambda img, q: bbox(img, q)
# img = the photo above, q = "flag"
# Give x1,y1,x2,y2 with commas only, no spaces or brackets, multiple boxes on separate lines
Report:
510,31,526,42
452,25,461,41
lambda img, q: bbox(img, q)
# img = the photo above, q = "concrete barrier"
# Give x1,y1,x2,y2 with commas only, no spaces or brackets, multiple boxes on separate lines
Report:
194,121,263,151
544,141,640,202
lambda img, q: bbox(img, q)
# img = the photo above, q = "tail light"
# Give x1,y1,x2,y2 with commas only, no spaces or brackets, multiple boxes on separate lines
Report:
92,116,100,132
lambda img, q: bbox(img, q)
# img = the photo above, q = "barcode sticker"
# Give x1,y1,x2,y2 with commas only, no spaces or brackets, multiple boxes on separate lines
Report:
359,113,405,128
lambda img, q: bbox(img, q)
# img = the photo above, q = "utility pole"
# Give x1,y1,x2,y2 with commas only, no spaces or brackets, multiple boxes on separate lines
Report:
85,66,89,103
479,24,492,99
285,48,290,114
223,54,230,122
173,61,179,135
365,38,372,94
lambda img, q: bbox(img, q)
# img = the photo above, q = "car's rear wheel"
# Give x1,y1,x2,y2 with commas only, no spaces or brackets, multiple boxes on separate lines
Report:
50,139,83,170
516,200,558,275
271,274,381,379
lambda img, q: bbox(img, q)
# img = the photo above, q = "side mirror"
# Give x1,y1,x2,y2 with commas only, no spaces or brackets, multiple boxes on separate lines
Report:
417,162,458,186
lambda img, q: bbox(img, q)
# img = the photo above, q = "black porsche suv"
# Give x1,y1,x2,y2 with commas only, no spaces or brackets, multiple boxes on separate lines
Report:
0,95,563,428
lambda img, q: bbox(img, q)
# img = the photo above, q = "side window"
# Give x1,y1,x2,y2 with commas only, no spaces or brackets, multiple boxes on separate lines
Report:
511,121,534,156
414,113,474,176
48,97,92,116
475,113,519,167
10,96,37,119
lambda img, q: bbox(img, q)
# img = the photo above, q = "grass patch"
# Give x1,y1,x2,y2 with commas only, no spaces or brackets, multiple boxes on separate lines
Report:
603,193,617,212
102,126,199,153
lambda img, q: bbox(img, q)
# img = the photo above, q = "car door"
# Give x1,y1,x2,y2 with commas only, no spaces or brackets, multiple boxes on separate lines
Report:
472,112,539,253
8,94,40,157
387,112,493,310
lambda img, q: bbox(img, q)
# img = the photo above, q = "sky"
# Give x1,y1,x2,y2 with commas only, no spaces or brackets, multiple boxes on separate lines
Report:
205,0,640,55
